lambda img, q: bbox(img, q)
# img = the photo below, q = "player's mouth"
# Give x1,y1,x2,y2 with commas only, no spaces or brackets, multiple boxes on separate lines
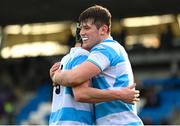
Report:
82,37,88,42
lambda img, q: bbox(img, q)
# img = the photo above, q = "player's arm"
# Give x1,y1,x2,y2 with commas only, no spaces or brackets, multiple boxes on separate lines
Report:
53,61,100,87
72,81,140,104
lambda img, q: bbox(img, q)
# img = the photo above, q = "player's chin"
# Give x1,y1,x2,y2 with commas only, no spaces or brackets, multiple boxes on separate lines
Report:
82,42,87,47
82,40,88,44
82,44,90,50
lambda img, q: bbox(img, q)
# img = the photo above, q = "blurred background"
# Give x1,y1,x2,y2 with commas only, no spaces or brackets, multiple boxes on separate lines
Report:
0,0,180,125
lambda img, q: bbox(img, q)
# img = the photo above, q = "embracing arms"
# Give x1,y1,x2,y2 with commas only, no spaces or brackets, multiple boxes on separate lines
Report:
50,62,140,104
72,81,139,104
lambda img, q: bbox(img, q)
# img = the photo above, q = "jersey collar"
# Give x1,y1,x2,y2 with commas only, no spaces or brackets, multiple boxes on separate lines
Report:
102,36,114,42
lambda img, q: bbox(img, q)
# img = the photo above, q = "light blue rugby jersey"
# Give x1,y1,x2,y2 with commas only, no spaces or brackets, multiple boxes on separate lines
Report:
87,37,143,125
49,47,94,125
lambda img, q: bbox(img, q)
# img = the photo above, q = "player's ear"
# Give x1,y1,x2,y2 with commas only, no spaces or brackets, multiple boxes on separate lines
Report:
100,25,108,35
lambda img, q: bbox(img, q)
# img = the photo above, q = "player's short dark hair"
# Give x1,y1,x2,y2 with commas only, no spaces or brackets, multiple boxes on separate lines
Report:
79,5,112,33
75,23,82,45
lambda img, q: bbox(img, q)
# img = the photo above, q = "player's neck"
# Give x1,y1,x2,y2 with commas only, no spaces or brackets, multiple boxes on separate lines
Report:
100,34,111,42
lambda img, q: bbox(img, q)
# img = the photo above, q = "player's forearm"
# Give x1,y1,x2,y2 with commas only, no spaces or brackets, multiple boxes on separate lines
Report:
73,87,121,103
54,70,89,87
54,70,79,86
54,61,100,87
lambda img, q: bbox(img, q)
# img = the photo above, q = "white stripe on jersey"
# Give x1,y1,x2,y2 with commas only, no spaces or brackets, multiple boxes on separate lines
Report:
51,87,64,112
69,47,89,59
60,53,71,69
50,120,88,125
88,51,110,71
96,111,143,125
51,88,92,113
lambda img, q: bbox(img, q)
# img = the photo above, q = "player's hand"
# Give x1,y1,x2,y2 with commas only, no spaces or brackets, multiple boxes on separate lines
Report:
129,83,140,104
52,70,59,86
50,62,60,81
118,83,140,104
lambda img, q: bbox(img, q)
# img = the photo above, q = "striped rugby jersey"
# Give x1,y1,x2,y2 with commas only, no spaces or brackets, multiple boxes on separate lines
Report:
49,47,94,125
87,37,143,125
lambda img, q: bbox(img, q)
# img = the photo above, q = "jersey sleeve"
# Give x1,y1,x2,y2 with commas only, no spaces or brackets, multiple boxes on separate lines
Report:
87,44,111,71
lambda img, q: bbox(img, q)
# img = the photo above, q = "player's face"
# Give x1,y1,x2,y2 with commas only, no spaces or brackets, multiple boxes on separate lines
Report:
80,19,101,50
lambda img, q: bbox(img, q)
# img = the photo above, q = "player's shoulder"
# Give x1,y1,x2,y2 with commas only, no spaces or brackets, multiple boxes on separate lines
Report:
70,47,89,58
60,53,71,66
91,41,118,52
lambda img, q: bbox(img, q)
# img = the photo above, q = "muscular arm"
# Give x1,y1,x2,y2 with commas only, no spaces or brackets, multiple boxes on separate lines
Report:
72,81,139,104
50,62,139,104
54,61,100,86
